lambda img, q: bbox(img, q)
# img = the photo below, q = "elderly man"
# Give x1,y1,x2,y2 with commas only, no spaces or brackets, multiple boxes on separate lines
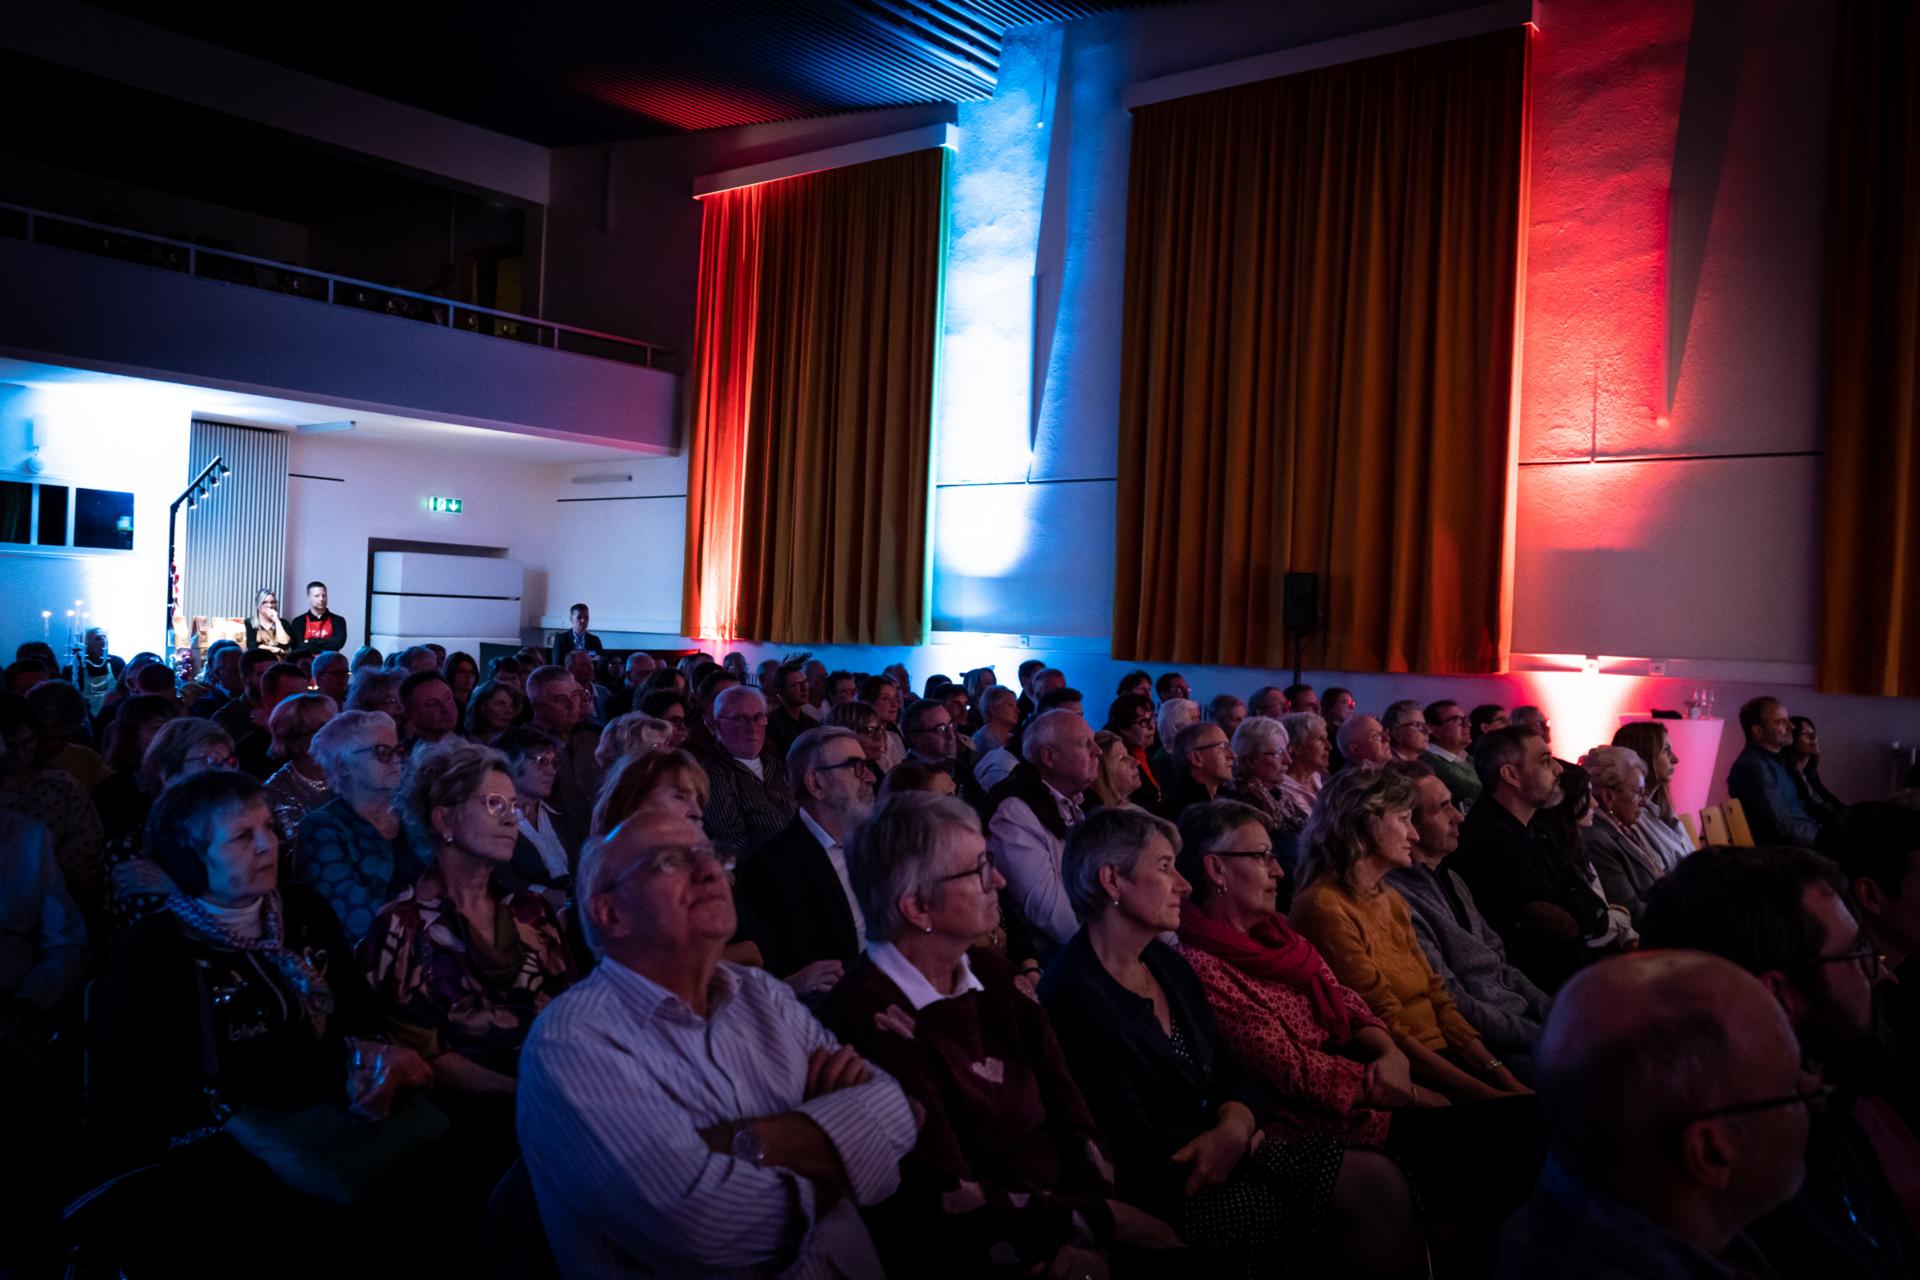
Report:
1387,761,1550,1076
1727,697,1821,848
1422,699,1482,810
1642,847,1917,1279
765,662,816,761
1248,686,1289,719
1156,720,1232,820
972,685,1019,757
1450,727,1615,994
1336,714,1392,770
700,686,796,863
519,812,916,1278
984,710,1102,960
736,727,876,993
1382,700,1430,764
1206,693,1247,742
1497,951,1811,1279
310,649,350,707
527,664,602,833
605,651,658,720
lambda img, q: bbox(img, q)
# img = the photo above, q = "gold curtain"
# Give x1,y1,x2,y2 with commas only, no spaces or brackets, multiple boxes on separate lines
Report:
1819,0,1919,697
1115,28,1530,673
682,147,947,646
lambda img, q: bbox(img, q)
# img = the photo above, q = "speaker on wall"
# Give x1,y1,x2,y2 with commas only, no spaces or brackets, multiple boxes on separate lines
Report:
1283,571,1319,635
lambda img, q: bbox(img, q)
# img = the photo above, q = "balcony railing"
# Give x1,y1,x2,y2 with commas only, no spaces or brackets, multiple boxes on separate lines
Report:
0,200,669,369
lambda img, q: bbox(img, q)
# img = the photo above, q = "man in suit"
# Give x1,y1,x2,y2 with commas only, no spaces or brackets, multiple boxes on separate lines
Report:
550,602,602,666
734,726,875,996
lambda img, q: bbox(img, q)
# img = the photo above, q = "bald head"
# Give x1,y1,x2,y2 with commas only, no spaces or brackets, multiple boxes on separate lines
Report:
1538,951,1808,1238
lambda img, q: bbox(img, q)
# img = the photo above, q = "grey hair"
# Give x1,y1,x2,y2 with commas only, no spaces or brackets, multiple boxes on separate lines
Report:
1230,714,1289,760
1062,805,1181,921
524,664,574,699
268,692,339,757
595,712,673,770
981,685,1017,718
713,684,766,717
395,739,512,859
141,717,236,790
1173,719,1224,760
1581,744,1647,795
1021,708,1083,764
310,709,397,789
1155,698,1200,752
1207,693,1247,727
1381,699,1425,732
1299,766,1418,893
1336,714,1383,759
1278,711,1325,750
845,792,982,943
343,670,404,713
787,725,861,793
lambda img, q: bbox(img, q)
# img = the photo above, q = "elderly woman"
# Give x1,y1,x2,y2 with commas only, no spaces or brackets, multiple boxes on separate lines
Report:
1104,693,1161,811
360,742,576,1103
1277,711,1329,821
294,710,422,941
593,711,673,772
820,793,1181,1277
1088,729,1142,811
1607,721,1692,871
89,769,433,1264
1041,807,1423,1278
1149,697,1201,792
344,669,406,728
103,717,238,932
1223,715,1299,846
464,677,523,742
1578,745,1667,923
262,692,337,845
1290,768,1529,1104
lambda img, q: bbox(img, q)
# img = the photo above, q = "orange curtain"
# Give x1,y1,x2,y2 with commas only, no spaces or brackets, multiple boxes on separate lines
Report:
682,147,947,646
1819,0,1920,698
1114,28,1530,673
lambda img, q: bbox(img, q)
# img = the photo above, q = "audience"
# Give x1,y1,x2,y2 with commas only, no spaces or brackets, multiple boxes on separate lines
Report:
516,810,917,1277
0,693,105,912
1498,951,1811,1279
1150,696,1200,784
735,726,875,991
1422,699,1482,809
1821,803,1920,1133
1322,688,1356,771
1784,715,1847,825
698,685,796,863
1469,703,1509,743
1104,691,1162,811
1087,728,1141,810
1510,705,1551,747
261,692,337,842
311,648,351,706
496,726,583,891
1251,685,1292,718
464,676,522,741
1290,768,1530,1104
1641,845,1918,1278
1381,699,1430,765
1385,761,1551,1078
400,670,460,752
985,709,1100,961
592,711,671,772
1208,693,1248,741
1336,713,1391,770
859,675,909,772
294,710,423,941
762,661,814,759
1042,806,1425,1277
90,692,181,842
972,683,1019,757
1222,714,1296,842
549,602,600,665
1157,719,1233,819
288,580,349,655
1727,696,1824,848
900,696,963,791
1579,744,1666,923
245,586,292,657
822,792,1182,1277
1610,720,1696,871
103,717,237,930
525,665,600,833
25,678,108,790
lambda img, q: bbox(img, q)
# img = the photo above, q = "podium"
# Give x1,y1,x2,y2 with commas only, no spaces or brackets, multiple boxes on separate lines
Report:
1617,715,1727,818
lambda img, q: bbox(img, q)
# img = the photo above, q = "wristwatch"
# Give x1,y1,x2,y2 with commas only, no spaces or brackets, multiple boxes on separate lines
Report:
730,1123,768,1166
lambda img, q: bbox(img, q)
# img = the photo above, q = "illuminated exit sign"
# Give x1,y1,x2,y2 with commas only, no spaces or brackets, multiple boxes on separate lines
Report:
427,496,463,514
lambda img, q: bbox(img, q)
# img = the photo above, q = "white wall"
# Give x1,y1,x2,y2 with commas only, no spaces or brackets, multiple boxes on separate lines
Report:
536,454,690,639
0,380,191,659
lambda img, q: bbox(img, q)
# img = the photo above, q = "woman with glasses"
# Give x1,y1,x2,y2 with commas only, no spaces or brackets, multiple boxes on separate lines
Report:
294,710,423,941
1173,800,1429,1273
827,699,893,776
820,792,1184,1278
1224,716,1304,884
1103,692,1162,811
102,716,237,933
262,692,337,849
360,741,576,1112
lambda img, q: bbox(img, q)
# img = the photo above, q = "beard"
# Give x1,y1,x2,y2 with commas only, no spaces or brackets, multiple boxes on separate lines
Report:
1796,993,1890,1091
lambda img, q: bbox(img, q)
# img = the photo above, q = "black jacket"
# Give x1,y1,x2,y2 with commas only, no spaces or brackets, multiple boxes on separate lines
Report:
734,814,861,978
1038,930,1263,1220
509,806,585,889
1449,798,1606,993
288,610,348,655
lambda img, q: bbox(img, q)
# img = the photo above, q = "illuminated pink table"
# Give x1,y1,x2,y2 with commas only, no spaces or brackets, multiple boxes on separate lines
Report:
1618,715,1727,818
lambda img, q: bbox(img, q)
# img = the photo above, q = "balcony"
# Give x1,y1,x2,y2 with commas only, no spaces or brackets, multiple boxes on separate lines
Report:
0,201,681,452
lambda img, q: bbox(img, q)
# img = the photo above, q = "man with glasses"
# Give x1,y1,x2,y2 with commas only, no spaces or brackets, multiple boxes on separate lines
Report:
1727,696,1822,849
1335,714,1392,771
527,665,601,834
985,710,1102,961
1823,803,1920,1134
498,726,582,890
765,661,815,762
737,727,877,996
1641,846,1916,1279
1499,951,1813,1279
1156,721,1233,821
1422,699,1483,810
519,811,916,1279
1381,699,1431,766
700,686,795,864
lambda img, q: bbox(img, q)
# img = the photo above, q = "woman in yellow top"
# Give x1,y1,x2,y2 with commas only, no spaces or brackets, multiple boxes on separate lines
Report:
1288,767,1530,1104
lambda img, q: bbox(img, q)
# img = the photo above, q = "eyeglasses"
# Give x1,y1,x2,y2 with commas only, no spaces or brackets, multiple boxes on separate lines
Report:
598,842,732,895
202,751,237,769
815,757,876,778
915,722,956,736
936,855,998,892
1694,1083,1836,1122
718,712,770,726
1392,721,1429,734
858,723,886,738
1129,717,1155,729
352,743,405,764
479,792,525,820
1813,946,1887,981
522,751,559,769
1435,714,1468,727
1213,845,1281,866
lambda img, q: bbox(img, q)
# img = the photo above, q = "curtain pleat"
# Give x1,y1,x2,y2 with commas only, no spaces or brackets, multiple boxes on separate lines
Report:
1115,28,1529,673
682,147,947,646
184,420,289,621
1819,0,1920,697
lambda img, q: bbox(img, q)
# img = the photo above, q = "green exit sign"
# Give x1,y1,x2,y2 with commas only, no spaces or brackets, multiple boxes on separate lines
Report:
427,496,463,514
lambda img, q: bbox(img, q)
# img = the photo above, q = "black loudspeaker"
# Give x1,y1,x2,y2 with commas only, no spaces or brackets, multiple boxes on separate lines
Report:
1283,572,1319,635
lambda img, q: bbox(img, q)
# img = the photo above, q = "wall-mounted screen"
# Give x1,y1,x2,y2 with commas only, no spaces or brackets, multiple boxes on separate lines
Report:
0,481,28,543
75,488,134,550
37,484,68,546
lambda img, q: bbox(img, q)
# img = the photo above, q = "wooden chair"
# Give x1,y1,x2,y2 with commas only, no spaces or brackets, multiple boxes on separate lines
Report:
1724,797,1756,847
1678,811,1703,850
1699,805,1732,846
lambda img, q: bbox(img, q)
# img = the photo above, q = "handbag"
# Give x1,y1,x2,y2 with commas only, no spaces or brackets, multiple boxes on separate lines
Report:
191,958,449,1205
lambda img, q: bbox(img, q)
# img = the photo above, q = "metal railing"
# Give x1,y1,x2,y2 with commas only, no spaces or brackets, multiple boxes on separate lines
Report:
0,200,670,369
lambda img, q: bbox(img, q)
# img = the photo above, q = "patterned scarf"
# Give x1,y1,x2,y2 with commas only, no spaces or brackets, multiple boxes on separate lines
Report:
1178,899,1354,1042
166,890,336,1036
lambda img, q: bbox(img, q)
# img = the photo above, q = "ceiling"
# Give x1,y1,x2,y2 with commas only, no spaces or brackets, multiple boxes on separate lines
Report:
87,0,1167,144
0,358,641,462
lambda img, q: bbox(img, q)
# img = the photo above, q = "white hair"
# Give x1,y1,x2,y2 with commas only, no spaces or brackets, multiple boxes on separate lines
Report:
1022,708,1084,764
1580,744,1647,795
1230,714,1289,760
1156,698,1200,751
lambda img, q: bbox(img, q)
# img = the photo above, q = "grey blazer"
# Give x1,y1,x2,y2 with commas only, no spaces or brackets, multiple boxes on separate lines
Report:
1387,864,1551,1061
1580,817,1665,923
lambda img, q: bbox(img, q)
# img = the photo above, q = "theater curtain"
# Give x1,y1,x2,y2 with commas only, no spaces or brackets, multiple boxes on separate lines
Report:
681,147,947,646
1114,28,1529,673
1819,0,1920,698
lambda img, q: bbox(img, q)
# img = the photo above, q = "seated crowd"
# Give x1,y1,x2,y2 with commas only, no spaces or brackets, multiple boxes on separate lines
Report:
4,614,1919,1280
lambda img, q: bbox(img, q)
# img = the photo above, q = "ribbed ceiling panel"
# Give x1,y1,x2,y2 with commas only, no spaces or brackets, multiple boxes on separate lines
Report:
88,0,1181,143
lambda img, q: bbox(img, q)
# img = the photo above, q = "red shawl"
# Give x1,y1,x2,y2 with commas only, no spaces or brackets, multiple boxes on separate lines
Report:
1178,899,1354,1043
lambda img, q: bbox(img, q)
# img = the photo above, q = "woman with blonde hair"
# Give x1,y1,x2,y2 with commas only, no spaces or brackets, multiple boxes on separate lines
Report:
1088,728,1142,810
592,711,673,772
244,587,291,658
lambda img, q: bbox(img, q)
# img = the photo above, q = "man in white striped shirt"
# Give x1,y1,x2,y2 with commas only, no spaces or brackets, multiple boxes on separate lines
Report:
518,812,917,1278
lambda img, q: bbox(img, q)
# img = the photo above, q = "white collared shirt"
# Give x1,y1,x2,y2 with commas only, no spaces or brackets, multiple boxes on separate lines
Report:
798,807,866,945
866,941,984,1011
733,754,765,780
519,801,570,881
